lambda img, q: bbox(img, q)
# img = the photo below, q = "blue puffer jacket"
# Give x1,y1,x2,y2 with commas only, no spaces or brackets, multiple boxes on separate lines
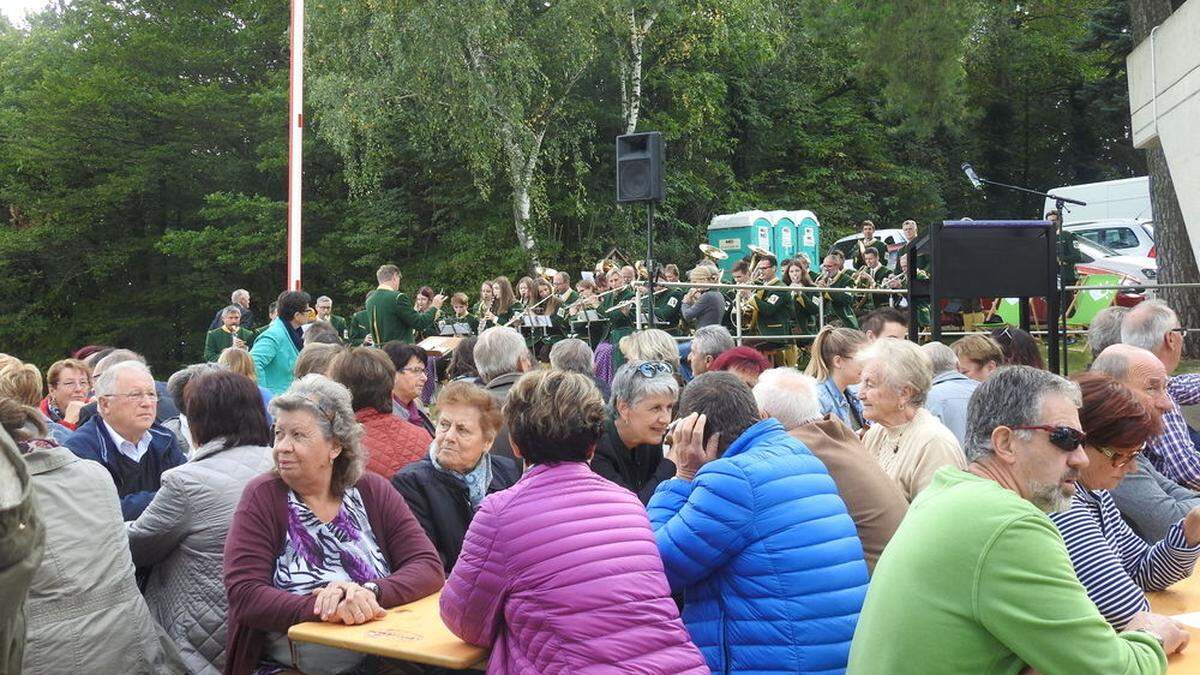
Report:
648,418,869,674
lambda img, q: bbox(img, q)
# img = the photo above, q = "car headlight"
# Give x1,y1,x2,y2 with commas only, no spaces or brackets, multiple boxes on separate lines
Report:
1142,268,1157,279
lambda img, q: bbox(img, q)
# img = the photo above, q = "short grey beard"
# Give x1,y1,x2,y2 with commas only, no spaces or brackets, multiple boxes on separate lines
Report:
1029,479,1074,514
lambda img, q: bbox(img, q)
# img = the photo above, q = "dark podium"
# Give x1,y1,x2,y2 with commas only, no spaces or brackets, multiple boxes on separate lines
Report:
905,220,1061,373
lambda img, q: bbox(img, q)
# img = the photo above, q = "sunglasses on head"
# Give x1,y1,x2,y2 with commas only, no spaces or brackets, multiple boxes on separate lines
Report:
635,362,673,378
1011,425,1087,452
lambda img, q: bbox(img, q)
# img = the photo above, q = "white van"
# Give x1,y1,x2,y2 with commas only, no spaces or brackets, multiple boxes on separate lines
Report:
1043,176,1152,223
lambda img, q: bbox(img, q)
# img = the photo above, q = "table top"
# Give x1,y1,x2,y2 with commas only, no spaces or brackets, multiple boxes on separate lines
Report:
287,591,488,670
1148,575,1200,673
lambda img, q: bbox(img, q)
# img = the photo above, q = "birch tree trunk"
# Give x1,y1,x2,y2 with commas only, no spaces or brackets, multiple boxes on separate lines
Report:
1130,0,1199,357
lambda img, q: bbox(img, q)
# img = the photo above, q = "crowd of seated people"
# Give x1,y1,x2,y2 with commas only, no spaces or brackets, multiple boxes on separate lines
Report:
3,292,1200,675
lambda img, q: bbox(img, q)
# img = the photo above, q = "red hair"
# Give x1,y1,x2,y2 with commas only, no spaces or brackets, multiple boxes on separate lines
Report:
1074,371,1163,448
710,347,771,377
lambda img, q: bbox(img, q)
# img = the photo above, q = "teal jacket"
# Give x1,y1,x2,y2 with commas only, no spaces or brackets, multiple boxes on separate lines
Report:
249,318,300,395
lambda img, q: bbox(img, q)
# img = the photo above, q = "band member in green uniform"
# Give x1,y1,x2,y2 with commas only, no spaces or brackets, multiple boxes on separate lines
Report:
568,278,609,347
653,265,685,335
885,254,931,328
1047,209,1083,290
348,305,372,346
852,220,889,269
439,293,479,336
475,280,496,332
604,268,634,368
553,271,578,309
364,264,444,344
491,277,517,327
724,259,753,333
204,305,255,362
818,254,859,329
314,295,349,342
749,254,797,366
854,247,892,311
782,257,818,338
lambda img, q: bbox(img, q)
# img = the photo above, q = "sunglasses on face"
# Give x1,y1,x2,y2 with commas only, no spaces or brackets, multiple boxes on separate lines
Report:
1096,444,1143,468
635,362,673,378
1011,425,1087,452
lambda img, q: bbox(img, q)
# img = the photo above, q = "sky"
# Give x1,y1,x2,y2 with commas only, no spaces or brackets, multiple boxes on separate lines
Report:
1,0,50,25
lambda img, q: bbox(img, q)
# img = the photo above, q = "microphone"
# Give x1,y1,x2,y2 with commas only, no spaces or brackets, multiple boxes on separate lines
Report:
961,163,983,190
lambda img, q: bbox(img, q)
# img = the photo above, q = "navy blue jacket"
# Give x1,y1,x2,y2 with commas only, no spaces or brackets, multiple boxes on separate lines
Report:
63,416,186,520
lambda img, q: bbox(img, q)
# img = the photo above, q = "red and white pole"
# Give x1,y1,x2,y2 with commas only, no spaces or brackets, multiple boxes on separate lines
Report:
286,0,305,291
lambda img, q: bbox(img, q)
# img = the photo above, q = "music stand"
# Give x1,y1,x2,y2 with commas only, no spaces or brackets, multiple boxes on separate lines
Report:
909,220,1060,372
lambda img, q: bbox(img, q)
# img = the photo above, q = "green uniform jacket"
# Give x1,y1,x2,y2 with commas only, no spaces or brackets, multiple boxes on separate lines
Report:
348,310,371,346
605,288,635,369
364,287,438,345
822,270,859,329
438,314,479,336
862,264,893,310
792,289,819,335
848,467,1165,674
752,278,793,338
1057,230,1083,288
329,315,349,342
651,289,684,335
203,327,255,362
852,238,889,269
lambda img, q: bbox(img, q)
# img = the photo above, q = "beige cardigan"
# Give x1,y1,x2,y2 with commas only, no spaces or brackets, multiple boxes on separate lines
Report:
863,407,966,502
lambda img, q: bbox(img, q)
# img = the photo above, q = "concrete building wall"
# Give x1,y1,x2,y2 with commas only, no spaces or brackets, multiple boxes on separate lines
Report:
1127,0,1200,264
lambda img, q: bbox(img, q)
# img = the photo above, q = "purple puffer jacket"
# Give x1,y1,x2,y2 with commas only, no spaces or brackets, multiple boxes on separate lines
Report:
440,461,707,674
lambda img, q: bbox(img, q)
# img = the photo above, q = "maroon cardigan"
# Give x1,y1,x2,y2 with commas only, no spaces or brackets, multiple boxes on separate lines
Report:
222,471,444,674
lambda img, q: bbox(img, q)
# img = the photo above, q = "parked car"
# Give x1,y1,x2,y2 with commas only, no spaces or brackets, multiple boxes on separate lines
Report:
1066,219,1156,258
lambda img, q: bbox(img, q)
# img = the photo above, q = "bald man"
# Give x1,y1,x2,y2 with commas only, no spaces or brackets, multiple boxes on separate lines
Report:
1094,344,1200,542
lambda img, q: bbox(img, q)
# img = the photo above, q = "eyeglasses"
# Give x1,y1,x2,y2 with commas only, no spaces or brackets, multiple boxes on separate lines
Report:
399,366,427,375
1011,425,1087,451
103,391,159,402
635,362,673,378
1169,327,1188,337
1096,444,1143,468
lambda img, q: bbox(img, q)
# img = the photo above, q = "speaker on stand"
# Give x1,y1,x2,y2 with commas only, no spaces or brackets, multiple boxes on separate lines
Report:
616,132,665,328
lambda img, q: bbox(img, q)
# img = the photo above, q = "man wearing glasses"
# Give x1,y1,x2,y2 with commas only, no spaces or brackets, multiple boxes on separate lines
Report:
849,365,1185,673
64,361,185,520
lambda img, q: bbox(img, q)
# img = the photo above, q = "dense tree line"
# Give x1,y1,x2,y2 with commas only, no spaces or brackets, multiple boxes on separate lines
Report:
0,0,1161,369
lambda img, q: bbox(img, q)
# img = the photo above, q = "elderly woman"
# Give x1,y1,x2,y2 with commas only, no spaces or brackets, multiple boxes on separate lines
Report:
39,358,91,432
549,337,609,400
681,265,725,329
710,346,772,388
382,341,436,435
1049,372,1200,630
858,338,965,501
618,328,683,375
591,360,679,504
223,375,443,674
0,355,73,444
6,399,185,672
804,326,870,431
952,334,1004,382
127,370,273,674
392,382,519,573
328,347,432,479
440,370,707,673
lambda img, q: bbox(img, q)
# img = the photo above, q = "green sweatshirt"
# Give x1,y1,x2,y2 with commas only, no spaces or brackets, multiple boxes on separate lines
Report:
848,467,1166,675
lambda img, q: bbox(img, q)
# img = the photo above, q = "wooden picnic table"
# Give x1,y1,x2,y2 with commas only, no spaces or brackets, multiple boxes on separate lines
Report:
1148,573,1200,674
287,591,487,670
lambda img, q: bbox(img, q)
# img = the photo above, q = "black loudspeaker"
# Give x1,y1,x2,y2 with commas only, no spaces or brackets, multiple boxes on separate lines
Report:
616,132,664,203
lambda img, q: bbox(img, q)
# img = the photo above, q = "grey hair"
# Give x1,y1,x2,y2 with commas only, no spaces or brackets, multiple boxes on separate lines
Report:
221,304,242,318
231,289,249,303
753,368,822,430
1088,306,1129,358
549,338,595,375
611,359,679,408
316,295,333,305
269,374,365,493
1121,299,1177,353
94,360,153,397
692,325,735,359
856,337,933,406
921,341,959,375
963,366,1081,461
475,327,530,383
618,329,681,371
93,349,146,377
166,363,223,413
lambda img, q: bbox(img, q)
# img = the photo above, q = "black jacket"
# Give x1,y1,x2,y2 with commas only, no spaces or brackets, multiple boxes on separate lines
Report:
590,418,676,504
392,454,520,573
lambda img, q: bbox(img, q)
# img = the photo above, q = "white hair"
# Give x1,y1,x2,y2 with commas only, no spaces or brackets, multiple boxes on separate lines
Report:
1121,299,1177,353
753,368,822,430
94,360,153,397
856,337,933,406
231,289,249,303
921,341,959,375
316,295,333,305
475,327,530,383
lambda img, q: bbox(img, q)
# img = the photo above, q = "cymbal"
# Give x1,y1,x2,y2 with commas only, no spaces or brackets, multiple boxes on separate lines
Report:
699,243,729,261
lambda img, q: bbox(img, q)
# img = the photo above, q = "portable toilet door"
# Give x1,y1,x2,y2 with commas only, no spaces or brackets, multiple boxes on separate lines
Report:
775,216,797,266
791,210,821,267
708,210,770,274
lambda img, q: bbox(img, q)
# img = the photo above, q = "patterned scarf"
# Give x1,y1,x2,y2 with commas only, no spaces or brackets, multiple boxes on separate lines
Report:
430,442,492,510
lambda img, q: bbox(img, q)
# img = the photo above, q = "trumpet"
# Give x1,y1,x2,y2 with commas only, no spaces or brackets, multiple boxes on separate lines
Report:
852,267,877,289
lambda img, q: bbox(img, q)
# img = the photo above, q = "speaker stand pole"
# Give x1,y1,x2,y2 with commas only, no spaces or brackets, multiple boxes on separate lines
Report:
646,201,656,330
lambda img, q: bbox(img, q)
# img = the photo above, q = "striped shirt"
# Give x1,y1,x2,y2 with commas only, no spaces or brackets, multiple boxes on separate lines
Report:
1145,374,1200,489
1049,485,1200,629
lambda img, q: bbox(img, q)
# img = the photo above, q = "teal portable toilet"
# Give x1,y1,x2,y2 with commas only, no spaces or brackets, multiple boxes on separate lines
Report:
787,210,821,266
707,210,774,275
763,210,796,266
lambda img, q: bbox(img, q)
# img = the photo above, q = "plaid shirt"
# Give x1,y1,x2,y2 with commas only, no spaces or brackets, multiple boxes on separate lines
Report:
1145,374,1200,489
